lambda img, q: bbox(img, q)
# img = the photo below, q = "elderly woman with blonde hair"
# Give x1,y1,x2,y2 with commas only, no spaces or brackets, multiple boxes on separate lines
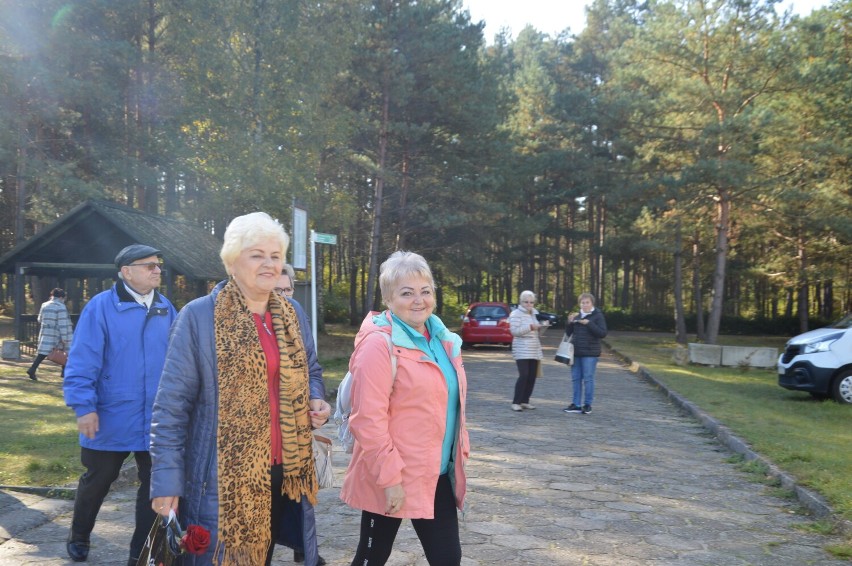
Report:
150,212,331,565
340,250,470,565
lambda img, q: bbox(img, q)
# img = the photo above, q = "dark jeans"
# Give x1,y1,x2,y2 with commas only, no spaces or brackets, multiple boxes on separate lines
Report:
513,358,539,404
350,473,460,566
70,448,155,562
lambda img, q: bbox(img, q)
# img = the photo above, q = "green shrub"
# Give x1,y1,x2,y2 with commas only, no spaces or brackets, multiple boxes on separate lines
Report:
603,311,834,337
322,290,350,323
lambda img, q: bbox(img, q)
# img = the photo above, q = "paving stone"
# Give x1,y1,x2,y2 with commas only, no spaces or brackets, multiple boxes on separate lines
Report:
0,333,848,565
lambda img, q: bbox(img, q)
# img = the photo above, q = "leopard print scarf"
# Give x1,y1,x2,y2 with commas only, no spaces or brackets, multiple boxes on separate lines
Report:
213,280,318,564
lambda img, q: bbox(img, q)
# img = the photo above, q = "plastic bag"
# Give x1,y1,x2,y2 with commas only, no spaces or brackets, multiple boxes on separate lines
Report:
136,510,182,566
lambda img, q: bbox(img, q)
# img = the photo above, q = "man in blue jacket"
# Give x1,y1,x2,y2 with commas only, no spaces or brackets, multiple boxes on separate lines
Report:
63,244,177,565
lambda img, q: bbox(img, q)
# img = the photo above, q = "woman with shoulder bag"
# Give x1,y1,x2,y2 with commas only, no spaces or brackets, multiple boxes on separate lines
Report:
27,288,73,380
563,293,607,415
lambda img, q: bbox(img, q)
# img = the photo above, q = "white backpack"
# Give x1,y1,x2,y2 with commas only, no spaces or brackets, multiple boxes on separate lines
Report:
334,332,397,454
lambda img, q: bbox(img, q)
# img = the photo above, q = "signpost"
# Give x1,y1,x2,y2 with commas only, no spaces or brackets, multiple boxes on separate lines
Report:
313,232,337,245
292,206,307,270
310,230,337,348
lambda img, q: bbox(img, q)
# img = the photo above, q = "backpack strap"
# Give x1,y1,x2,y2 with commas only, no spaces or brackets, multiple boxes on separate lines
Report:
380,331,398,381
334,330,399,454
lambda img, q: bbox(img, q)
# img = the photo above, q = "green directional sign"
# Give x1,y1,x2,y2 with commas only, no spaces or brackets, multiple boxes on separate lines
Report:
314,232,337,245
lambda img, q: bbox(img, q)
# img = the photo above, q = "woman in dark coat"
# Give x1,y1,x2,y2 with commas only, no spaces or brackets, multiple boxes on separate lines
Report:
149,212,331,565
563,293,607,415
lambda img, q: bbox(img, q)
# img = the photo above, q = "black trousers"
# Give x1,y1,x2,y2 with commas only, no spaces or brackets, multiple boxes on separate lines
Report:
513,358,539,404
350,473,461,566
267,463,319,566
70,448,155,561
28,354,46,374
28,353,65,378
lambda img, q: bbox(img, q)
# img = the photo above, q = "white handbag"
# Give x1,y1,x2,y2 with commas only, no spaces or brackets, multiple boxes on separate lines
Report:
312,433,335,489
554,334,574,365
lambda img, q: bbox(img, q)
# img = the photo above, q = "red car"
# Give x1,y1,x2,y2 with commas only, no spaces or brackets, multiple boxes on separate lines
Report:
460,302,513,349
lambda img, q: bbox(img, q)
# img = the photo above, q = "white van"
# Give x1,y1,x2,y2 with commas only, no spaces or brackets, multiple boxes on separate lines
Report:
777,313,852,404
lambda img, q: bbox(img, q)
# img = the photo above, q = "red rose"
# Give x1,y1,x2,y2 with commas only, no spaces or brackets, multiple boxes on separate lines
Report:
180,524,211,555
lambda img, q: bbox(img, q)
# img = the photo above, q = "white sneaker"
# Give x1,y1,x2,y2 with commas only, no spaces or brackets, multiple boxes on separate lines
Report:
520,403,536,410
511,404,523,411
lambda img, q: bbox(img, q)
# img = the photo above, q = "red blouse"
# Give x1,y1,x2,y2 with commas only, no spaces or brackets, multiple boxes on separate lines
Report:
253,311,282,465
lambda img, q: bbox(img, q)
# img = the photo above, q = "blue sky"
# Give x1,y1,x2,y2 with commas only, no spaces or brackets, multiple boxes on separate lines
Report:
463,0,834,42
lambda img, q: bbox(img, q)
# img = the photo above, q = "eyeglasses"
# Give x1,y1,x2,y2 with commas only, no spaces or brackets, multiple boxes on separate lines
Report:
127,262,164,272
275,287,294,297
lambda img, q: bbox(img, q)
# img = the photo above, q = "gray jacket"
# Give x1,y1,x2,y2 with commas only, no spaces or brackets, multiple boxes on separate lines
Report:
36,298,73,355
149,280,324,565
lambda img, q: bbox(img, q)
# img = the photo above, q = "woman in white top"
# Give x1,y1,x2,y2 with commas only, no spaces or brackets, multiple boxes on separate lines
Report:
508,290,547,411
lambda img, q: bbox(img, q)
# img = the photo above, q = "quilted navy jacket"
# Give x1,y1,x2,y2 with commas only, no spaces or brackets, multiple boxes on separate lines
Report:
564,308,608,357
149,280,325,565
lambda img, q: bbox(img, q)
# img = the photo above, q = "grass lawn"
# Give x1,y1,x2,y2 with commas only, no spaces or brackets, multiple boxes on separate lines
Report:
605,332,852,530
0,364,80,488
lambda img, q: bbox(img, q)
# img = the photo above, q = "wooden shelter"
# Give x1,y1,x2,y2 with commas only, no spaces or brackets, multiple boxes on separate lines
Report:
0,200,226,343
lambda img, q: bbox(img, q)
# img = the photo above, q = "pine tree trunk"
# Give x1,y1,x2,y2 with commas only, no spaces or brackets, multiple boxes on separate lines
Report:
673,222,687,345
705,194,730,344
364,83,390,315
797,236,809,333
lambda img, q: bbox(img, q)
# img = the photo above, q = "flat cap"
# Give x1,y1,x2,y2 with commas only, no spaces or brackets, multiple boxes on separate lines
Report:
115,244,162,269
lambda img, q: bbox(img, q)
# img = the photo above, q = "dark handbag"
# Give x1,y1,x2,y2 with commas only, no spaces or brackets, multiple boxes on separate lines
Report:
554,334,574,365
136,511,183,566
46,347,68,366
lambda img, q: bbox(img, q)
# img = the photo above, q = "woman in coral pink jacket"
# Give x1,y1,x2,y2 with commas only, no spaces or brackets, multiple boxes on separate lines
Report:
340,251,469,566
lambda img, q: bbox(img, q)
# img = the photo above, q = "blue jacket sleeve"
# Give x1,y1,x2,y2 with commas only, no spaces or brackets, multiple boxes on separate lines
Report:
289,298,326,400
64,298,106,417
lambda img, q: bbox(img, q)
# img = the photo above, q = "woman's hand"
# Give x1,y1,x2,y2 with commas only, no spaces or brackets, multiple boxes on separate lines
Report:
384,484,405,515
151,495,179,516
308,398,331,429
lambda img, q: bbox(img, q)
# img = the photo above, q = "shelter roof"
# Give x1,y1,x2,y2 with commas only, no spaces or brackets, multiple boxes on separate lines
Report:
0,200,225,281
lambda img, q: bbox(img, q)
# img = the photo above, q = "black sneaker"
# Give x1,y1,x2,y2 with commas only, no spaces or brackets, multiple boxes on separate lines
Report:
563,404,583,413
294,549,326,565
582,405,592,414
